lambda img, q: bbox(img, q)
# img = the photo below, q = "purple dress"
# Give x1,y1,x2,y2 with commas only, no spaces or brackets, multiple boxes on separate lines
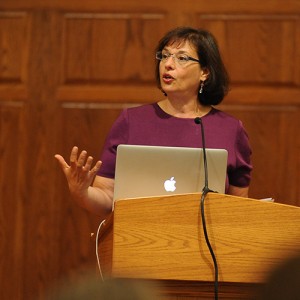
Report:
98,103,252,193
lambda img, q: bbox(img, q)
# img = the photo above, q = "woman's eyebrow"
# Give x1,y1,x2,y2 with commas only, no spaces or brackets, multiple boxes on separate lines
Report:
163,48,189,54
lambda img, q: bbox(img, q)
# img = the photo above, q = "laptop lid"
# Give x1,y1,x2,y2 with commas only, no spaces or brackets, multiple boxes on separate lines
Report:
113,144,228,201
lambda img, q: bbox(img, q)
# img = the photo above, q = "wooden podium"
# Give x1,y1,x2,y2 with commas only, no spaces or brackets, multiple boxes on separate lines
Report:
97,193,300,299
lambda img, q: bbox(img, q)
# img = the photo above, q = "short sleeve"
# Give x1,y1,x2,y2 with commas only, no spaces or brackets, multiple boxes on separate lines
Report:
97,110,129,178
228,120,253,187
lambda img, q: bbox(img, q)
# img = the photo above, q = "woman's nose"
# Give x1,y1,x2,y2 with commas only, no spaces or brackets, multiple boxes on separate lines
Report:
164,55,175,68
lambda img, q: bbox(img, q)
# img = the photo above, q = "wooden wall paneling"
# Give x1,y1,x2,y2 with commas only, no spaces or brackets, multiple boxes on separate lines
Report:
0,12,28,83
195,12,300,125
222,105,300,207
62,13,164,83
0,10,29,300
0,104,25,300
294,18,300,85
20,11,63,299
59,12,166,104
278,107,300,206
197,14,298,85
1,0,300,14
0,11,29,101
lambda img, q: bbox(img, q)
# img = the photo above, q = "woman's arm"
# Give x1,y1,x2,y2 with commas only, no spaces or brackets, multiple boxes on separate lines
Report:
228,185,249,198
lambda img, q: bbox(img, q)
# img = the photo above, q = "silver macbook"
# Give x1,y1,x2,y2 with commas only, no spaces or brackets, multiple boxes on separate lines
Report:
113,144,228,201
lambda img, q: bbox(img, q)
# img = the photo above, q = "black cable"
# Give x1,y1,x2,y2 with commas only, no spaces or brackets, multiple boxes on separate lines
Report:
200,188,219,300
195,117,219,299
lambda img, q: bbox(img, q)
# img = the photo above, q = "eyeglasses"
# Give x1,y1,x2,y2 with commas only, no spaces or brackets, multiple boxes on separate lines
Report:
156,51,200,66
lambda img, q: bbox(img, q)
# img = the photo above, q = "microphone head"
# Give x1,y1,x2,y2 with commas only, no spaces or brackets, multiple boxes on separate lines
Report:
194,117,202,124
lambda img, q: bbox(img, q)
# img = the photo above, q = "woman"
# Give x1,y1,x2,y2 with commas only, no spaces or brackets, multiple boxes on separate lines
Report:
55,27,252,218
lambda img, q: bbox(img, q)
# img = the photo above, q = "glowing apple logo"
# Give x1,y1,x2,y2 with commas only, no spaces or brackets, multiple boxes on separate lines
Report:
164,177,176,192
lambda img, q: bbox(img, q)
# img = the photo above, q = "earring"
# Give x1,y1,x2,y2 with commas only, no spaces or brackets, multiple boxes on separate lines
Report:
199,81,204,94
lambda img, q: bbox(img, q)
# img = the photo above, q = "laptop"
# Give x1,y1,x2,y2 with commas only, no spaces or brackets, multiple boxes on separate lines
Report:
113,144,228,201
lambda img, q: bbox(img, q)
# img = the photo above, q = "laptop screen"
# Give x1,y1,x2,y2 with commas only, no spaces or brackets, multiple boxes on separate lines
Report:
113,144,228,201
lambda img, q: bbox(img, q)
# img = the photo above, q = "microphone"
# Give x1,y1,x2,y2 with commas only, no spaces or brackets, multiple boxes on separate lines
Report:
194,117,213,193
194,116,219,300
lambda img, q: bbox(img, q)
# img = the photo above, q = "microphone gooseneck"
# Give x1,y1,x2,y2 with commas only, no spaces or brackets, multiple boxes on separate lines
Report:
194,116,219,300
194,117,213,193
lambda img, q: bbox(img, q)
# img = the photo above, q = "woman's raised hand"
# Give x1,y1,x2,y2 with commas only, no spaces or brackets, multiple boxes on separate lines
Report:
55,146,102,198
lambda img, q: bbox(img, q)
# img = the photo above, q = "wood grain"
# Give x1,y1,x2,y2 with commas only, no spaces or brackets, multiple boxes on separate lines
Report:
110,194,300,283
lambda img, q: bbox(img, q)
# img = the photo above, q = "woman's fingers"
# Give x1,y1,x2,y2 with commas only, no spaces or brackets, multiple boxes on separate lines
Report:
82,157,102,175
77,150,88,168
70,146,79,167
58,146,101,178
90,160,102,175
54,154,69,170
70,146,89,168
82,156,93,172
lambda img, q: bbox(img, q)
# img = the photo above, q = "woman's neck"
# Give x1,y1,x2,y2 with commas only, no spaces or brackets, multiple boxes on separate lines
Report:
158,98,212,119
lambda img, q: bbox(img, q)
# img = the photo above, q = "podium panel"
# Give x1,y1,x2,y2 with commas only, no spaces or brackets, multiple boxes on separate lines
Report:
98,193,300,299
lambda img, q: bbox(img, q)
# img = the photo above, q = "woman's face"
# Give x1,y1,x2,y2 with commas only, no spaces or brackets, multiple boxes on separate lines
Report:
159,40,208,98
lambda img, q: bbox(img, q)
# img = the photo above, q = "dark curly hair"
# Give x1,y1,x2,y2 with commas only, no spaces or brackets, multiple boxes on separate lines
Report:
155,27,229,105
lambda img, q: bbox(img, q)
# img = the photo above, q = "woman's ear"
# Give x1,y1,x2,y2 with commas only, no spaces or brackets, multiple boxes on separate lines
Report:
200,67,209,81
